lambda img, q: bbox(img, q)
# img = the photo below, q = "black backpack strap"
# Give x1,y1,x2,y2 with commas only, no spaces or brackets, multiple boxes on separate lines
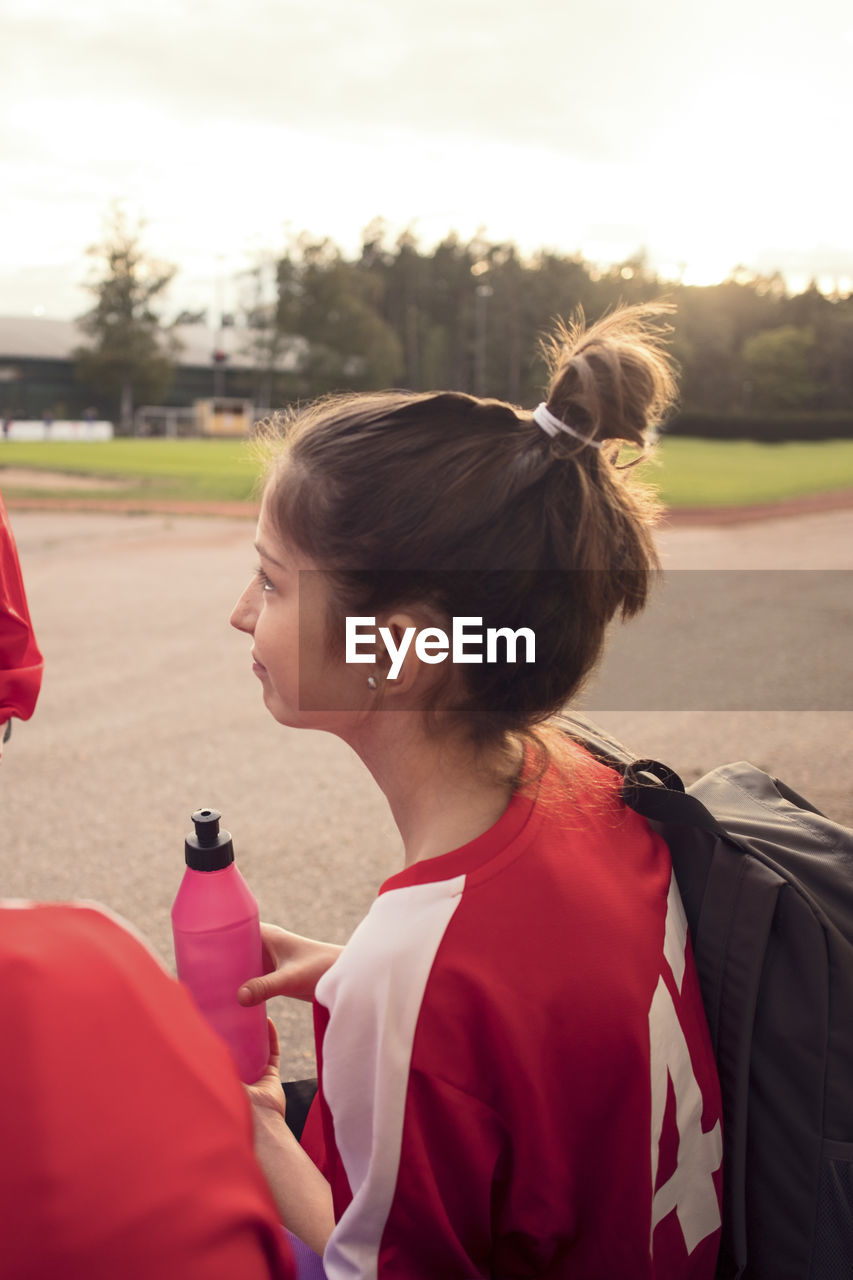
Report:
697,842,784,1277
623,759,730,839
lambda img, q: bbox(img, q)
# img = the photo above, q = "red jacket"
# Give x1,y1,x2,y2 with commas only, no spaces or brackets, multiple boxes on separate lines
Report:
0,900,295,1280
0,490,43,726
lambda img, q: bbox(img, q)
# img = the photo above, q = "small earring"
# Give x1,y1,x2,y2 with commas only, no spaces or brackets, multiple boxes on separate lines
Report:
367,675,378,690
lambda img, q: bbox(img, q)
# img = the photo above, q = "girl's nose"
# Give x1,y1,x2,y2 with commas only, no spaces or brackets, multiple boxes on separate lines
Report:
230,585,256,634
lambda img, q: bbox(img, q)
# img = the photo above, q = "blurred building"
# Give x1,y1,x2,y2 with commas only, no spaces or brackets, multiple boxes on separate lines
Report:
0,316,306,428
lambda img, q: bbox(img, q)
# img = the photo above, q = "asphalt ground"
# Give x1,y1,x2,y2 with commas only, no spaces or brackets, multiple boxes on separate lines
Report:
2,507,852,1079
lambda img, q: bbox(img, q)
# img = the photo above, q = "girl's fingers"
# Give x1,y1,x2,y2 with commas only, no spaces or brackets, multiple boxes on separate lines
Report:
238,975,271,1006
266,1017,280,1067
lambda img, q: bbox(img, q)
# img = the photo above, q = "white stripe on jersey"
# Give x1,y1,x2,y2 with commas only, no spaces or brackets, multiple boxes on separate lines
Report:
315,875,466,1280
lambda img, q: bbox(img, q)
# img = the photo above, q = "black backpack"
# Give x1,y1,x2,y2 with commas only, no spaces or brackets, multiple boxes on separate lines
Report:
557,713,853,1280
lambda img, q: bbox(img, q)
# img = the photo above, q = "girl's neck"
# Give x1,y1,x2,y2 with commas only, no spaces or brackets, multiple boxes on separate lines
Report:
346,719,524,868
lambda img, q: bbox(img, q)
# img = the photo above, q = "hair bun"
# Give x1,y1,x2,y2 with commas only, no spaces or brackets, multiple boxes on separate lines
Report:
541,302,678,450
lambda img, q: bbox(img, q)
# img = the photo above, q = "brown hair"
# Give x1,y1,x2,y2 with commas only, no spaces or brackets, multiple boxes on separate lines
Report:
258,301,677,755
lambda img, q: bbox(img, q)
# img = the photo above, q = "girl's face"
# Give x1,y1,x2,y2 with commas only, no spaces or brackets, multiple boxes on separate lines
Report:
230,494,369,730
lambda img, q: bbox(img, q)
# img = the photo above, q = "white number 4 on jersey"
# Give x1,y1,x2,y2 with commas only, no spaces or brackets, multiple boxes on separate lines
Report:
649,875,723,1255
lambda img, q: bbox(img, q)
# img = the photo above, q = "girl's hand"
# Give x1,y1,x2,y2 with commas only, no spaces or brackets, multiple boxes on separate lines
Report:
246,1020,336,1257
245,1019,288,1122
238,923,343,1006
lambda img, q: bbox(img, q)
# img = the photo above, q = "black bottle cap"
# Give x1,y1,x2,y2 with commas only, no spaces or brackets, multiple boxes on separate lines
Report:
185,808,235,871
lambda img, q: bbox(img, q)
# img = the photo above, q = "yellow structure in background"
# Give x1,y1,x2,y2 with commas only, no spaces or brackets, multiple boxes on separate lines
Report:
194,398,255,437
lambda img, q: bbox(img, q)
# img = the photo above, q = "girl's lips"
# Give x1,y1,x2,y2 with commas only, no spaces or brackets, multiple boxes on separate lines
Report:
252,656,267,676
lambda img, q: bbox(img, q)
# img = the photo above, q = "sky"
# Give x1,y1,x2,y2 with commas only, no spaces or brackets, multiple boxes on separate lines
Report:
2,0,852,322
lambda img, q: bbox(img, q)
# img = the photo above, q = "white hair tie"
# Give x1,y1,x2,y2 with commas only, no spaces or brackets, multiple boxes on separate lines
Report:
532,402,604,450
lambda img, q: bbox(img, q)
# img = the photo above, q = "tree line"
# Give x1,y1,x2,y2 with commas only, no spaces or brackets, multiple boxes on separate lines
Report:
77,212,853,435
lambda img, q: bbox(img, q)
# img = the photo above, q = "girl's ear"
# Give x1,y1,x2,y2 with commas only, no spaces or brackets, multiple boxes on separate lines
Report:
374,609,452,705
373,612,420,696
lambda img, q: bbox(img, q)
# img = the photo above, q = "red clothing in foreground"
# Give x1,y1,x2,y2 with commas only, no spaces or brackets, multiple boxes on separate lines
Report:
307,743,723,1278
0,901,294,1280
0,489,43,725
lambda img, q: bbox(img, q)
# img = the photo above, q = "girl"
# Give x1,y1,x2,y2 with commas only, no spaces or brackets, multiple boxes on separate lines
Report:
231,304,723,1278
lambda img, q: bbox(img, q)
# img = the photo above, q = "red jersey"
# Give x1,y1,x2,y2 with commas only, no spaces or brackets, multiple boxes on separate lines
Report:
0,901,294,1280
307,743,723,1278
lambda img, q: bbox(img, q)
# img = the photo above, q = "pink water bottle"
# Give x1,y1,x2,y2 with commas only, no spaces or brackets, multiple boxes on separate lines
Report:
171,808,268,1084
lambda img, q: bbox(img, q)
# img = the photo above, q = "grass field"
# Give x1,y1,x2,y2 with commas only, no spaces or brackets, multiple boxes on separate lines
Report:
0,439,261,503
641,438,853,507
2,436,853,508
